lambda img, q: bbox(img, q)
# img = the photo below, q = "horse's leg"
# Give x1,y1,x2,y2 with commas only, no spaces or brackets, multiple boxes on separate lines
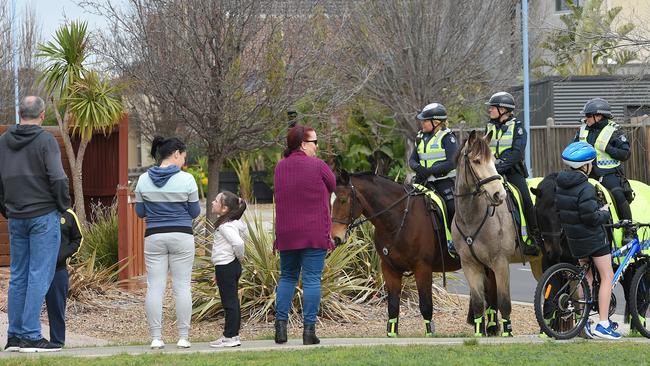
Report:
382,260,402,337
493,258,513,337
484,268,500,336
463,264,487,337
414,266,434,337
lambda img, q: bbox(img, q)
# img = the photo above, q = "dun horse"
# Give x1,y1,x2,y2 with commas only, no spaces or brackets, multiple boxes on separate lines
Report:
330,171,460,337
452,130,518,336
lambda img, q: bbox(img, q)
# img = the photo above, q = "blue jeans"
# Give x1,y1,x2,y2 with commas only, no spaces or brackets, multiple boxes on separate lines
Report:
275,248,327,325
7,211,60,340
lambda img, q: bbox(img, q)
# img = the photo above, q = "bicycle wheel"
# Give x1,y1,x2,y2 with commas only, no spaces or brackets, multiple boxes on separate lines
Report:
534,262,591,339
629,263,650,338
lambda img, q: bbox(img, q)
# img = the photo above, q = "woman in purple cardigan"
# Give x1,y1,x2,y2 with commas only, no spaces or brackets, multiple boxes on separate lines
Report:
273,124,336,346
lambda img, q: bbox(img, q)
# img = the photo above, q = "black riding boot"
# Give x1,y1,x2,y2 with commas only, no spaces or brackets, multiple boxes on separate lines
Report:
303,324,320,345
275,320,287,344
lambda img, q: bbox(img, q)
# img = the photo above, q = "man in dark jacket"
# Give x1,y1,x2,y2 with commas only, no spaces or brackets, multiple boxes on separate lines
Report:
556,141,620,340
0,96,70,352
45,208,83,348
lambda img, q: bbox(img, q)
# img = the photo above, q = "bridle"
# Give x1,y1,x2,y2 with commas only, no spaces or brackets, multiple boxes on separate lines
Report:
332,180,415,242
453,148,504,262
454,151,502,202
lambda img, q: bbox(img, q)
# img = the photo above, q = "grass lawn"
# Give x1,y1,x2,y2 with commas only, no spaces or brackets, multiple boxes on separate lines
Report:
3,342,649,366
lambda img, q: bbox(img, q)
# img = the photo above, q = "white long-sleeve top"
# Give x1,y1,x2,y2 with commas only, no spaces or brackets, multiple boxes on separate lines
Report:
211,219,247,265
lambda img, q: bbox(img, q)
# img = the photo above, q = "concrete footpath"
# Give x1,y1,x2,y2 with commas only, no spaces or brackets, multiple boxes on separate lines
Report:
1,336,650,359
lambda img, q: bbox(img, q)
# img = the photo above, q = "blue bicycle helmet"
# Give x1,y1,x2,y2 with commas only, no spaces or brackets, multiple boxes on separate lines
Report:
562,141,596,169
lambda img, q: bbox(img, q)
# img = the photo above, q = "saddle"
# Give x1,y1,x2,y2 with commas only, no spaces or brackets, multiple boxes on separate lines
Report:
412,183,452,248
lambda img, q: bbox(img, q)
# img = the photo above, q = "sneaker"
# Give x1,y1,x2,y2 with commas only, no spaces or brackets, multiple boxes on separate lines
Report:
176,338,191,348
4,336,20,352
592,321,622,340
583,319,595,339
18,338,61,353
150,339,165,349
209,336,241,348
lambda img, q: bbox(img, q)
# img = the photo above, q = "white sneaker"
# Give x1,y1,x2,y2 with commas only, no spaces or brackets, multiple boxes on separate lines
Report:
209,336,241,348
176,338,191,348
150,339,165,349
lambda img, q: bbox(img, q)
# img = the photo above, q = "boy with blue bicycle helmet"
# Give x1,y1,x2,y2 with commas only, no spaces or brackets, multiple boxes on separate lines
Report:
555,141,620,340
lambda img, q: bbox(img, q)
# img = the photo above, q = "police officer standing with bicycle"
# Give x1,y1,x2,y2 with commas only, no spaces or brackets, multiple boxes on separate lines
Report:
574,98,634,242
485,92,542,256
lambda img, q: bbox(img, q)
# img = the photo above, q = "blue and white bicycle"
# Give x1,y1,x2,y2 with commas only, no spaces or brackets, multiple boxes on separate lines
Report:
534,220,650,339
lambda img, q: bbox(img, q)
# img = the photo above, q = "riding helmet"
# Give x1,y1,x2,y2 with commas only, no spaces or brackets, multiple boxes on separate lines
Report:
417,103,447,121
562,141,597,169
485,92,516,111
582,98,612,118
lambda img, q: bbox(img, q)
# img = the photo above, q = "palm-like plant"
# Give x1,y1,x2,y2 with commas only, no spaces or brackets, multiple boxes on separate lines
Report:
37,21,124,224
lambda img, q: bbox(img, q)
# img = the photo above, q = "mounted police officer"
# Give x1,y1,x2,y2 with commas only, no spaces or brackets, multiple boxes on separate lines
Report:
485,92,542,256
574,97,634,241
409,102,458,241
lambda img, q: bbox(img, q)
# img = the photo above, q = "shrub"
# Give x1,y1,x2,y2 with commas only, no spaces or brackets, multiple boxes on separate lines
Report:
77,201,119,270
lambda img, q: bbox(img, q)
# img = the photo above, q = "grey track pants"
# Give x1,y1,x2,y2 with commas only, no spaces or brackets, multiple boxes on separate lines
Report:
144,232,195,340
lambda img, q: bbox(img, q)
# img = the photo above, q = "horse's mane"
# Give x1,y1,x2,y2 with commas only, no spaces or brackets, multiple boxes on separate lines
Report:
534,172,559,208
455,133,493,165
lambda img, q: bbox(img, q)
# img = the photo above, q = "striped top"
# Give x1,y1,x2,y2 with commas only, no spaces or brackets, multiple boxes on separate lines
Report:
134,166,201,235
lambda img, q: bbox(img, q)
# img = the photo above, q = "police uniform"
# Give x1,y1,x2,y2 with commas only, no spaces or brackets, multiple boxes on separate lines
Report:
409,127,458,227
574,119,632,221
486,116,542,247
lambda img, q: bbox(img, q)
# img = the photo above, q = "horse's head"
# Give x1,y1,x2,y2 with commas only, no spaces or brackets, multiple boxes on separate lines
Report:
530,173,565,262
455,130,506,206
331,170,363,246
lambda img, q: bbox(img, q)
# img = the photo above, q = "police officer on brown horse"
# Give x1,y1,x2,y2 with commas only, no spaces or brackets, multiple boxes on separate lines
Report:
409,102,458,253
574,97,634,241
485,92,542,256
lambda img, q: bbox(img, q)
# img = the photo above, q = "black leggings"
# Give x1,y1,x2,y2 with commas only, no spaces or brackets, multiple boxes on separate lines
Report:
599,173,632,220
214,259,242,338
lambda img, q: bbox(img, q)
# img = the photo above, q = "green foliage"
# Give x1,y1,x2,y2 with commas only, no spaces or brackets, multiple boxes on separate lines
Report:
191,212,385,323
76,201,119,270
230,154,253,202
37,20,124,140
533,0,638,77
334,99,406,178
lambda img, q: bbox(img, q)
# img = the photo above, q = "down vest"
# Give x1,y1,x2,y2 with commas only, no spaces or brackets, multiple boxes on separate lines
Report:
555,169,610,258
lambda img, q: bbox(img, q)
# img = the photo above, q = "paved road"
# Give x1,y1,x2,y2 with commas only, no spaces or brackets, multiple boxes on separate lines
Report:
446,263,627,315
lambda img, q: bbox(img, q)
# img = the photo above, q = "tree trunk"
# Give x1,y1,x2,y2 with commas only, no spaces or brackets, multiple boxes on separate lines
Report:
206,151,223,222
56,109,87,225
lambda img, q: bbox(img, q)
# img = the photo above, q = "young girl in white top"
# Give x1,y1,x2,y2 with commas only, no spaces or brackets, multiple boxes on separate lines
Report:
209,191,247,348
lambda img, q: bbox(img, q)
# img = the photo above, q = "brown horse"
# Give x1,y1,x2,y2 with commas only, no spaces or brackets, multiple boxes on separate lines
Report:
331,171,460,337
451,130,517,337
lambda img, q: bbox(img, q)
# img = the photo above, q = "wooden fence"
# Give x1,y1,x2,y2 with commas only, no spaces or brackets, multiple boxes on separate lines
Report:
529,119,650,184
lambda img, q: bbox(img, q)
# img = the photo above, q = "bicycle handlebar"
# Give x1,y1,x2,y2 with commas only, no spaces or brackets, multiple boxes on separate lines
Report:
603,220,650,229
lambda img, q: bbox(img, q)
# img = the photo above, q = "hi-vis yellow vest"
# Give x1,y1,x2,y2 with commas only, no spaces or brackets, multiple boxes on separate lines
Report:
486,119,515,158
578,121,620,170
416,128,456,179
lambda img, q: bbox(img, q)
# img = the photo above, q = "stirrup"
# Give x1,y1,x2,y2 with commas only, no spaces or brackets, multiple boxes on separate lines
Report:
447,241,458,258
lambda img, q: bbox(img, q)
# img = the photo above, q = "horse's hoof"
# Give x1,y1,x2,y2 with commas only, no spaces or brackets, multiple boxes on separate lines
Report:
473,332,483,338
387,332,398,338
501,332,513,337
424,332,433,338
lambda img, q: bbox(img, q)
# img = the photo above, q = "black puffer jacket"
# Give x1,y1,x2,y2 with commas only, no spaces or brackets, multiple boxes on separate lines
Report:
555,169,610,258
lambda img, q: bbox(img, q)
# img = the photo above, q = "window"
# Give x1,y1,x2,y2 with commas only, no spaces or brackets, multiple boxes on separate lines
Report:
556,0,581,12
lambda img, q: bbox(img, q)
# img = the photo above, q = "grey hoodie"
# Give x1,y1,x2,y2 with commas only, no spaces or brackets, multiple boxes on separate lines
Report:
0,124,70,218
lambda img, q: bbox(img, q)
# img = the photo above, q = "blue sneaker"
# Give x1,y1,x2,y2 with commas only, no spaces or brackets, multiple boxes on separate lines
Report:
592,321,621,340
583,319,595,339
